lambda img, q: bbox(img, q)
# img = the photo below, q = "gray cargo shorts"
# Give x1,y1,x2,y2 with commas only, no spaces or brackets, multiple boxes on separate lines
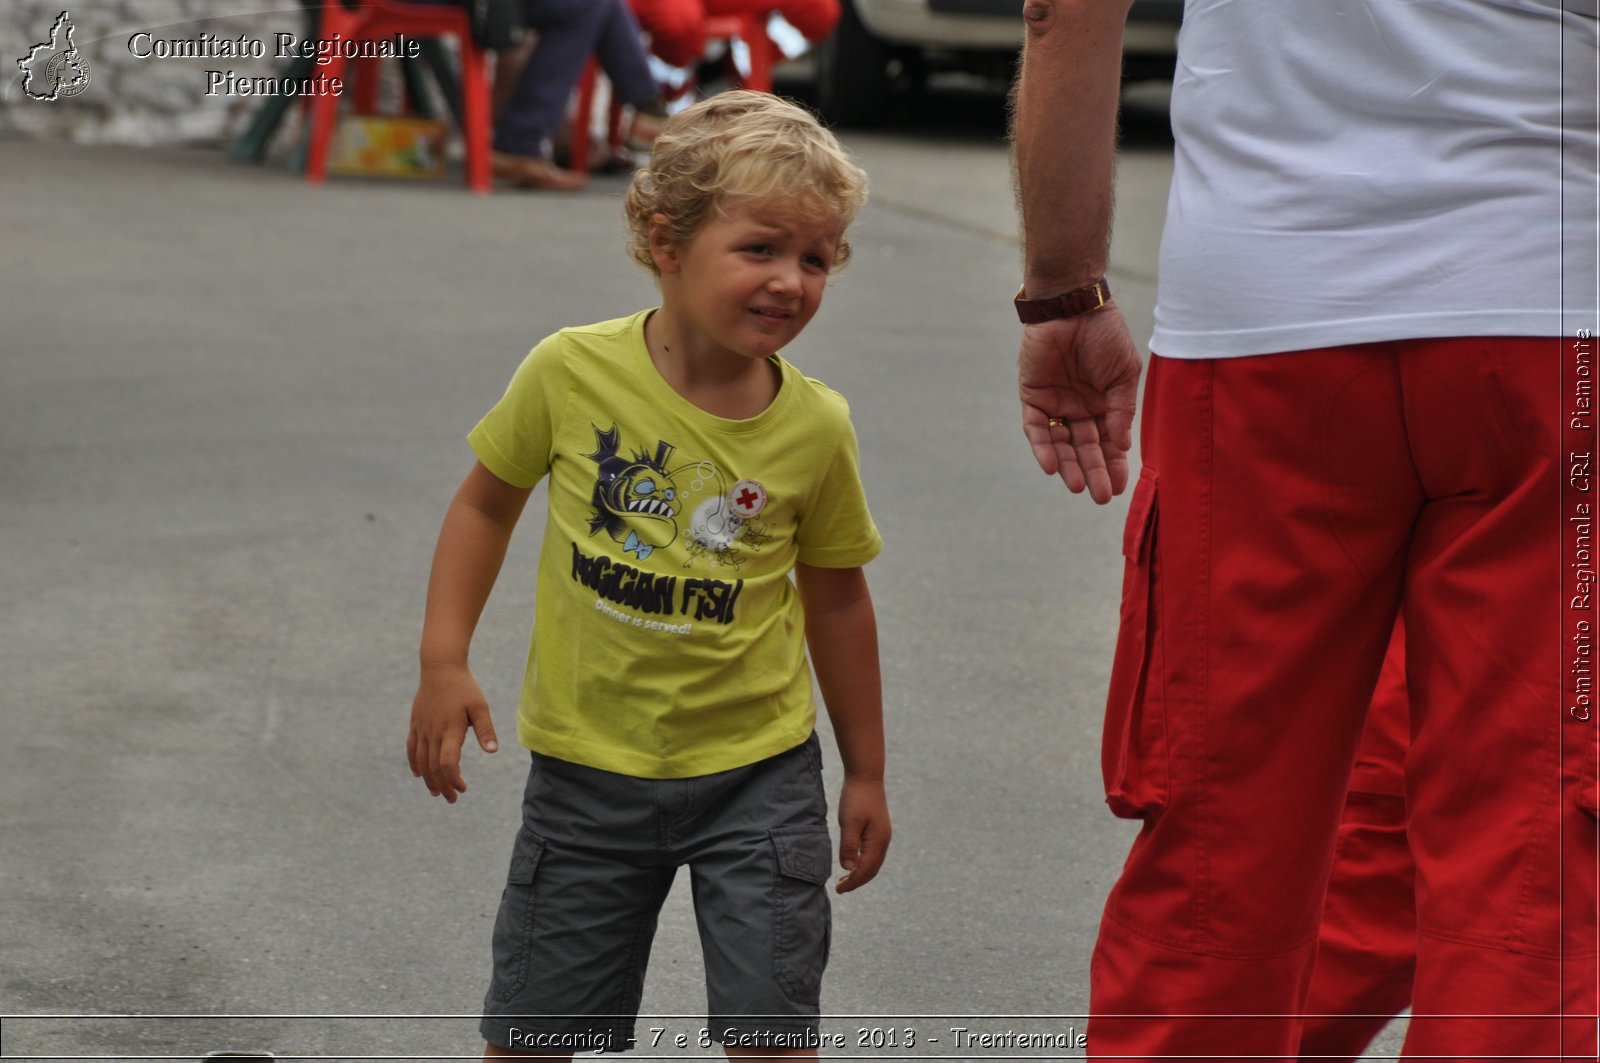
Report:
480,733,832,1053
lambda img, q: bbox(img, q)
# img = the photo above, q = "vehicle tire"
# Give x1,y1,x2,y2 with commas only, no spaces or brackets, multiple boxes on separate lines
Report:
812,0,894,127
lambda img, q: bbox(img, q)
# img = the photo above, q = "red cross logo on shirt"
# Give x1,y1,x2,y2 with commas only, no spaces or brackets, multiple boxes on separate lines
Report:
729,479,768,519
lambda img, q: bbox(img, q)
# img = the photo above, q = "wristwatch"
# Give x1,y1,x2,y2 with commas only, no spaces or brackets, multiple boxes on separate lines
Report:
1014,277,1112,324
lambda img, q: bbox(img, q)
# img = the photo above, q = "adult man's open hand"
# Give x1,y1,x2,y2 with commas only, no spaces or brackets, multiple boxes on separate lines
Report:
1018,304,1143,503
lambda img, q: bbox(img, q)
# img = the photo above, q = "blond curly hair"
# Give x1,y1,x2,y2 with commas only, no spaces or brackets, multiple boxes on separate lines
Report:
624,91,868,275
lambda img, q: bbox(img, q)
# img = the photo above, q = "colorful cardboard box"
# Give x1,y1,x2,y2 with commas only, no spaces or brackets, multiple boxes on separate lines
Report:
327,116,448,179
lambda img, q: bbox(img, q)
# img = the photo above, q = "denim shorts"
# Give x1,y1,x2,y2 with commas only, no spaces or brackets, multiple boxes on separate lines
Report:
480,733,832,1053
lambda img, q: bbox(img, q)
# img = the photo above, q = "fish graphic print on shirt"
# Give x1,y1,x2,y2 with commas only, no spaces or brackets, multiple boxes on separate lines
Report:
584,423,773,570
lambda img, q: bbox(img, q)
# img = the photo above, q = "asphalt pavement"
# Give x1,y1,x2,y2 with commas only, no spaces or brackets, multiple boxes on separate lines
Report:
0,84,1406,1061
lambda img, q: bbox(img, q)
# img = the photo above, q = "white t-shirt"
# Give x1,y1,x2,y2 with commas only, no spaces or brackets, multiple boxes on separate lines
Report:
1150,0,1599,359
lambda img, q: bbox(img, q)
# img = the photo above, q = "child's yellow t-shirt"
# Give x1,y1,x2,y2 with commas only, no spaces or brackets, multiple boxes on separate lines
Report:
468,310,882,779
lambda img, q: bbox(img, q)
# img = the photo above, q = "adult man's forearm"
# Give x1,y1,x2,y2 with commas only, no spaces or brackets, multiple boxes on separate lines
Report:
1011,0,1134,296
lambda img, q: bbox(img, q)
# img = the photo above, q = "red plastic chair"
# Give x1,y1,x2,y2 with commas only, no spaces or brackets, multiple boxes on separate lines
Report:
699,10,777,94
304,1,492,195
569,11,775,176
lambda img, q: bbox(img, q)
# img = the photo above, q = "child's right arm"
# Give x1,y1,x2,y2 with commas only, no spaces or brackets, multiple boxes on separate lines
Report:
407,460,533,803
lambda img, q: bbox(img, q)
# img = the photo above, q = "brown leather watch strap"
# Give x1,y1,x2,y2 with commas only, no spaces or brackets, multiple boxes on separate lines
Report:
1014,277,1112,323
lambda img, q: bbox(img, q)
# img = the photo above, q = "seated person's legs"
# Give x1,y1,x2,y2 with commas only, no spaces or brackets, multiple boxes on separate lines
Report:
495,0,665,188
591,0,670,143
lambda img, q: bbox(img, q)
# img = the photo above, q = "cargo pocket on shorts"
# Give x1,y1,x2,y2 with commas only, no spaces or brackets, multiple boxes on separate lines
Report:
1102,466,1169,819
488,829,547,1004
768,825,832,1006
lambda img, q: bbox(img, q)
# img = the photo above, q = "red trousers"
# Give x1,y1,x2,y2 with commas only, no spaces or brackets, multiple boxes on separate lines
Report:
627,0,839,67
1089,339,1599,1059
1296,622,1415,1061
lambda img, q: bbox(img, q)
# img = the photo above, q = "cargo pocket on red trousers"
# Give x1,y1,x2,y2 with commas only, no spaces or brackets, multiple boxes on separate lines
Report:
1570,693,1598,817
1102,466,1168,819
1577,727,1599,820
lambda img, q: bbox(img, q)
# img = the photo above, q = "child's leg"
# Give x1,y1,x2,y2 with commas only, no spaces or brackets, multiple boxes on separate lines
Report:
479,753,677,1058
482,1044,569,1061
723,1047,816,1060
482,1036,823,1058
680,736,833,1056
484,1034,820,1057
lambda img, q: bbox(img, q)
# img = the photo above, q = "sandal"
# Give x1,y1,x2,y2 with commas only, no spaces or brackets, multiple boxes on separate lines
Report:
625,110,668,153
491,151,588,191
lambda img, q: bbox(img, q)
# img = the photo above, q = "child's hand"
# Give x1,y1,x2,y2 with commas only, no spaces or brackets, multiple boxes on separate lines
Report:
407,663,499,803
835,776,891,893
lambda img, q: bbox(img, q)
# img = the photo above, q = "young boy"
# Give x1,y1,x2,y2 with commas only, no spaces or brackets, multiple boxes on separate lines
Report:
406,91,889,1060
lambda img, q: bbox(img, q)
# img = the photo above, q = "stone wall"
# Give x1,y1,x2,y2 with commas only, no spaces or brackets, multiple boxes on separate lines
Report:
2,2,305,145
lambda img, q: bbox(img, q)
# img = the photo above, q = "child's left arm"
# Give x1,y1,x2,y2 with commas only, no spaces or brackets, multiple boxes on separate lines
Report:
795,563,890,894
